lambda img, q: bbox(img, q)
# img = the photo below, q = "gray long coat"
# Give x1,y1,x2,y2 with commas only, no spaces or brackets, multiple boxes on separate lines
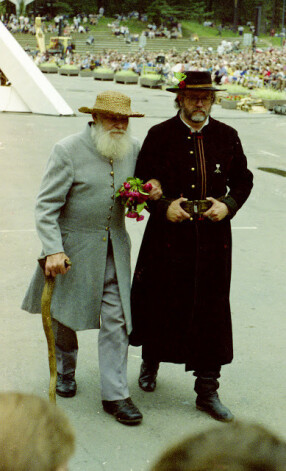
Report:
22,123,140,333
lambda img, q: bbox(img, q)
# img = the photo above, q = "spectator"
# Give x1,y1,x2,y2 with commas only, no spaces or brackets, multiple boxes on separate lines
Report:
151,421,286,471
0,392,75,471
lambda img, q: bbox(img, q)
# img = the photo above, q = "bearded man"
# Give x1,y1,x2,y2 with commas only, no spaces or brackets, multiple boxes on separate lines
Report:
130,71,253,422
22,91,160,425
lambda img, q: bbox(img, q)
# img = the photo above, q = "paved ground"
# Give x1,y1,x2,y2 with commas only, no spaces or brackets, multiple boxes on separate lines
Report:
1,76,286,471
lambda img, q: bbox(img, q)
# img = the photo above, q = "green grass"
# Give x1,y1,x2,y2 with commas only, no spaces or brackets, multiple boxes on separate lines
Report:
224,84,252,94
95,16,145,34
254,89,286,99
21,16,284,47
181,21,238,38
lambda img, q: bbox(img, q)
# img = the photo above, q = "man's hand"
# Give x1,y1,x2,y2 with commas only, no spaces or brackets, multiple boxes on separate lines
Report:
147,179,163,201
45,252,71,277
166,197,190,223
203,197,229,222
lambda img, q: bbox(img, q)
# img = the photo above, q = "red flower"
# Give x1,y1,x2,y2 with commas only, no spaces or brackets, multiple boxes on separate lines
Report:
136,215,144,222
126,211,138,218
143,182,153,192
179,80,186,89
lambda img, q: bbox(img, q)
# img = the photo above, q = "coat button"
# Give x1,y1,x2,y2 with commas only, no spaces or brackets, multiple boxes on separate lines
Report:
190,217,194,221
191,167,195,171
191,184,195,188
188,136,191,140
105,227,109,231
190,150,194,154
102,237,107,241
110,159,113,164
110,171,114,176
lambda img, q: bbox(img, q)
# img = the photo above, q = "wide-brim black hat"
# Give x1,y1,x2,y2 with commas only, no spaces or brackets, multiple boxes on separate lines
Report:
166,71,226,92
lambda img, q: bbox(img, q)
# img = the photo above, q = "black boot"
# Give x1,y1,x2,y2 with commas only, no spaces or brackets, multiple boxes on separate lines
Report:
56,372,77,398
138,360,159,392
194,371,234,422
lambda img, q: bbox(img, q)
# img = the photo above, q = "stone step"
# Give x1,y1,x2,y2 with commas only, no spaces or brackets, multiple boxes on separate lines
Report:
13,32,269,54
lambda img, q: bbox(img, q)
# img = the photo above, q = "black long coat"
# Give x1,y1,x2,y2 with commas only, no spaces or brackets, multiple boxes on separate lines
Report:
130,114,253,371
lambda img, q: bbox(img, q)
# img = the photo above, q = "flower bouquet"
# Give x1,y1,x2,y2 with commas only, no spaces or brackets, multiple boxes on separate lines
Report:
172,72,187,89
116,177,152,222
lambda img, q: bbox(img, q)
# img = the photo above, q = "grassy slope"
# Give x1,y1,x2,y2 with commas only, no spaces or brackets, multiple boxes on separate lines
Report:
92,17,280,45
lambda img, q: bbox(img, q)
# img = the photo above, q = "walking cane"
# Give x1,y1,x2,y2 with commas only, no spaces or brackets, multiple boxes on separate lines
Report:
38,258,71,403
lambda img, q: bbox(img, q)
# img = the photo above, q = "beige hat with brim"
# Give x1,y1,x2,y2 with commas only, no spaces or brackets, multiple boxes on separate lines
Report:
78,90,144,117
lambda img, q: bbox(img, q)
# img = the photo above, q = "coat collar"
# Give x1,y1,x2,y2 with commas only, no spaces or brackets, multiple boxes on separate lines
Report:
174,112,216,136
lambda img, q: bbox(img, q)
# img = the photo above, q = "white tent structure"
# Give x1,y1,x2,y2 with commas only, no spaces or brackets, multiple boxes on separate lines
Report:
0,21,74,115
0,0,35,16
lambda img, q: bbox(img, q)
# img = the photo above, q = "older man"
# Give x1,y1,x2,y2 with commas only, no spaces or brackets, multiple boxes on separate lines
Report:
22,91,154,425
130,71,253,422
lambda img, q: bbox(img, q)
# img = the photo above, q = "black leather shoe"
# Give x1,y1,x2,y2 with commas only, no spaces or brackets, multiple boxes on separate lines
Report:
138,360,159,392
102,397,143,425
56,372,77,398
196,392,234,422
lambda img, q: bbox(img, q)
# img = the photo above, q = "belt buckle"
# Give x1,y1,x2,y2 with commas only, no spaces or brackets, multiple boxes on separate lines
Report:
193,200,199,214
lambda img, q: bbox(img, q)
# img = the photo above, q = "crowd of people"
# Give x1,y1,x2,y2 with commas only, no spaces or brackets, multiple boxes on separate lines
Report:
1,9,285,92
27,44,286,92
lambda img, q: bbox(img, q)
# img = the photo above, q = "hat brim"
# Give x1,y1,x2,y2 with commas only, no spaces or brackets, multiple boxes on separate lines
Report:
78,107,144,117
166,86,226,92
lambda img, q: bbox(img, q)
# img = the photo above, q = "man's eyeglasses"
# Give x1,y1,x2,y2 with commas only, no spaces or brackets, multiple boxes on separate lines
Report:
183,95,212,104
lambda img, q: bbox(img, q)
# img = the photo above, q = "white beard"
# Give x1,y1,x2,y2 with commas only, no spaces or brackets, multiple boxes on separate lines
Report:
90,122,132,160
190,111,207,123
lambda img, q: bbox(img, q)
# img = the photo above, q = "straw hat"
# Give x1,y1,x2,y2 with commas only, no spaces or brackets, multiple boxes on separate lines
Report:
167,71,225,92
78,90,144,117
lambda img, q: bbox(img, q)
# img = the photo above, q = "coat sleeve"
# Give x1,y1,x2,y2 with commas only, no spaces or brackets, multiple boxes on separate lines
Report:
135,128,171,219
35,143,74,256
221,131,253,218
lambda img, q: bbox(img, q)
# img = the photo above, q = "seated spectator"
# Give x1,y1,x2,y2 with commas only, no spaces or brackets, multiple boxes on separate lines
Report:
78,24,86,33
0,392,75,471
151,421,286,471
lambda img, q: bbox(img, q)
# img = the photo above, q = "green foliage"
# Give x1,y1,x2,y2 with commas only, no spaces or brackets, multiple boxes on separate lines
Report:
115,70,138,76
146,0,180,24
0,3,6,15
53,2,73,14
94,67,114,72
40,62,58,67
141,74,162,80
7,0,285,32
60,64,79,69
18,0,26,15
184,1,209,23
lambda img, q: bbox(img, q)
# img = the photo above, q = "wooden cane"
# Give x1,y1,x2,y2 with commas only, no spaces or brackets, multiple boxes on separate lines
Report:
39,258,71,403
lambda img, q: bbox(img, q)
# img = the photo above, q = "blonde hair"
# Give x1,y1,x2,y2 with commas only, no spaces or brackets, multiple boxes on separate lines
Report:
0,392,75,471
151,421,286,471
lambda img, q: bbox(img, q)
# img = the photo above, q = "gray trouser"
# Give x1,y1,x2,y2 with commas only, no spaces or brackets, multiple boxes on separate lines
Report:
52,241,129,401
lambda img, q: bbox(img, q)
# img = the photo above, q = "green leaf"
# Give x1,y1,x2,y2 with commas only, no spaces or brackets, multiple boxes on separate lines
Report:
174,72,187,83
136,202,147,213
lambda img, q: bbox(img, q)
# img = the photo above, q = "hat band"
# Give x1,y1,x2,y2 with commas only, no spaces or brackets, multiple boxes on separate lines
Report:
183,83,213,88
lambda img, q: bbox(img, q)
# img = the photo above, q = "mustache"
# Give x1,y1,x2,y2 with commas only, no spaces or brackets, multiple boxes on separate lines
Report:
108,129,126,134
